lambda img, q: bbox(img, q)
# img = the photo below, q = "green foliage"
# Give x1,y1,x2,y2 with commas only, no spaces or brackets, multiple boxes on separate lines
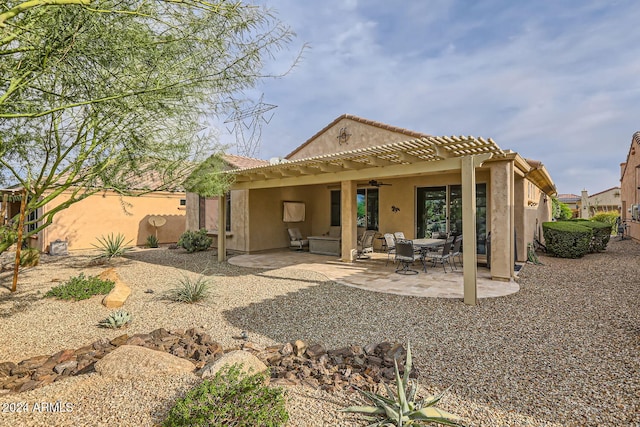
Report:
146,234,159,248
591,212,619,234
183,154,235,197
577,221,611,252
552,197,574,220
0,1,299,258
163,364,288,427
0,225,17,249
166,275,211,303
177,229,212,253
99,309,132,329
93,233,133,259
342,343,464,427
542,221,592,258
19,248,40,267
45,273,115,301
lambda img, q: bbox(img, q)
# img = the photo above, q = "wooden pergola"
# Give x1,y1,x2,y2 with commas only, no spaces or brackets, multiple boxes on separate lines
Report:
217,136,506,305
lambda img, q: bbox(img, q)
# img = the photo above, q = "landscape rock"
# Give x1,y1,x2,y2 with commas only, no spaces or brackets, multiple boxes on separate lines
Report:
94,345,196,379
197,350,268,380
100,268,131,308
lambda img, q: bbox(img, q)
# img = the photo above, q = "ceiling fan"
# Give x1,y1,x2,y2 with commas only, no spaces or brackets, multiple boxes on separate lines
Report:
368,180,392,187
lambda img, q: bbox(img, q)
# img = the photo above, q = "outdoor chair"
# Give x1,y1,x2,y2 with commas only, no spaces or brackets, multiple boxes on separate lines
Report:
424,235,455,273
287,228,309,251
394,239,426,275
393,231,405,242
383,233,396,266
357,230,376,259
450,236,462,269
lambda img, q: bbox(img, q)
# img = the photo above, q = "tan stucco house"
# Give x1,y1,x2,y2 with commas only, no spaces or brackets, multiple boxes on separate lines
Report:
1,169,187,252
620,131,640,241
189,114,556,303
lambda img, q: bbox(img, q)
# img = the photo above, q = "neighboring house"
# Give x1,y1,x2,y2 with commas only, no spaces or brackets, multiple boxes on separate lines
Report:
620,131,640,241
582,187,621,218
1,169,187,252
191,114,556,290
557,193,581,218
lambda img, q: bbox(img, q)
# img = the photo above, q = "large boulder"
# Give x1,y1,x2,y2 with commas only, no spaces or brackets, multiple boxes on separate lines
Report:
197,350,268,380
100,268,131,308
94,345,195,379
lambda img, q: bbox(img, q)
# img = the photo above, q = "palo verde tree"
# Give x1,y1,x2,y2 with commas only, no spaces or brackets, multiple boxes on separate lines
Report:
0,0,298,254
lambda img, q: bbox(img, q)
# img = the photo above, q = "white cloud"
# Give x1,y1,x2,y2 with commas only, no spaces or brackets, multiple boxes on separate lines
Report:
227,0,640,193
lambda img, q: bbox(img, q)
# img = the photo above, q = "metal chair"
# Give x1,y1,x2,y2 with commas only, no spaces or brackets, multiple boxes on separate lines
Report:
424,235,454,272
383,233,396,266
287,228,308,251
450,236,462,269
394,239,426,274
357,230,376,259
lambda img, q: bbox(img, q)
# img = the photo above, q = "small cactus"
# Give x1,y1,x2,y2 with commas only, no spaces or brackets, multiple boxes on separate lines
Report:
99,309,132,329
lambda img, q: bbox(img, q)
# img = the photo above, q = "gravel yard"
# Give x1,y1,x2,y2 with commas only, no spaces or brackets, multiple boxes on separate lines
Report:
0,238,638,426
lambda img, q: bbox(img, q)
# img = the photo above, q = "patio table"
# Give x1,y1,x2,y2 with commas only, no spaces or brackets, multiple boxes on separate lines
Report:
412,238,446,249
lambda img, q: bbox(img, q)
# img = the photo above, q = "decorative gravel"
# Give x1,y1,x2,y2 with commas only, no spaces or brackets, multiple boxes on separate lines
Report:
0,239,638,426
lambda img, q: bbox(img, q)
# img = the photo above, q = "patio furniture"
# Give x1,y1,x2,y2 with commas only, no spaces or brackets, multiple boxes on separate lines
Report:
394,239,426,275
451,236,462,269
357,230,376,259
308,235,340,256
393,231,405,242
287,228,309,251
424,235,455,272
383,233,396,266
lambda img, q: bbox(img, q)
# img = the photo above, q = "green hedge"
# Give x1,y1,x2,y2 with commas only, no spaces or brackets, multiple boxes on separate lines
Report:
543,221,592,258
542,220,611,258
591,212,619,234
577,221,611,252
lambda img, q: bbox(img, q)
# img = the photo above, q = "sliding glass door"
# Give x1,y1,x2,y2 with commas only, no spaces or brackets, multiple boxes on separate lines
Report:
416,184,487,253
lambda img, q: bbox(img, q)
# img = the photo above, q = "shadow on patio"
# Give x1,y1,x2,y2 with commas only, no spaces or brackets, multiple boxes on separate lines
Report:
228,250,519,299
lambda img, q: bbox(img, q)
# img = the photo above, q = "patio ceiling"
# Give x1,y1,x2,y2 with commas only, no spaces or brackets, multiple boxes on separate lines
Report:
229,136,505,190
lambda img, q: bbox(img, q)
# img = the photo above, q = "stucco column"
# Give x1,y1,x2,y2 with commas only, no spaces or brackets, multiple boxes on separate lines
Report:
490,160,514,281
340,180,358,262
461,156,478,305
217,193,226,262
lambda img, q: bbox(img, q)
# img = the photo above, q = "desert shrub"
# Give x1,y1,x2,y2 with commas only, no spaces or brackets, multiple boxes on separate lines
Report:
542,221,591,258
166,275,210,303
93,233,133,259
591,212,619,234
177,229,212,253
146,234,159,248
45,273,115,301
163,364,288,427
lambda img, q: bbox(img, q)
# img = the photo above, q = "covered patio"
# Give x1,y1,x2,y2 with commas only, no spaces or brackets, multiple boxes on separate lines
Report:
228,250,520,299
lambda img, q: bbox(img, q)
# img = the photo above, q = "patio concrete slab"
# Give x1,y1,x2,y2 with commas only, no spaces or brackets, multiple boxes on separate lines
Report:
228,251,519,299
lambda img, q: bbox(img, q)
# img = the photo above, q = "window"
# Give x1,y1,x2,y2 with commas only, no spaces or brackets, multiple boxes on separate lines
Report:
331,189,379,230
357,188,379,230
330,190,341,226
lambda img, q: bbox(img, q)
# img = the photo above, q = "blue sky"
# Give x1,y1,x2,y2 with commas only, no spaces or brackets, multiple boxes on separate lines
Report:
219,0,640,195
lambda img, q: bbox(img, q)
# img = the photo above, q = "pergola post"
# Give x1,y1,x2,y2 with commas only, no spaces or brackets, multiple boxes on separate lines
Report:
217,193,226,262
461,156,478,305
340,180,357,262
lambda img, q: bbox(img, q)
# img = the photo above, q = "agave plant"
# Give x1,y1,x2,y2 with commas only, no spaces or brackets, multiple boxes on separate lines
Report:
93,233,133,260
99,309,132,329
146,234,159,248
165,274,211,303
342,343,464,427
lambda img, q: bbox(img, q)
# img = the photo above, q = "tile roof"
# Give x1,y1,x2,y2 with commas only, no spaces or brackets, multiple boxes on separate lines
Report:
589,186,620,198
557,193,580,200
223,154,269,169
